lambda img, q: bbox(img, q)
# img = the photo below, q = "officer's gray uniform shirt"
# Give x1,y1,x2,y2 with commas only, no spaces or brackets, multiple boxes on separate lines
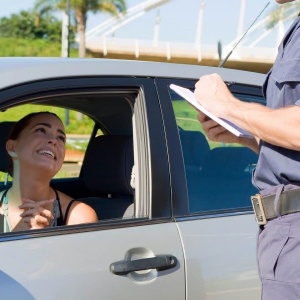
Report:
252,14,300,191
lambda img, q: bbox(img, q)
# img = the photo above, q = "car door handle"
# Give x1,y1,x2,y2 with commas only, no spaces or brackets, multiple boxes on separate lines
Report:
110,255,177,275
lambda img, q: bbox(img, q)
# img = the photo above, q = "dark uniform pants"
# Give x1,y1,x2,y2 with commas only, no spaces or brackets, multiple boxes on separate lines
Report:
257,212,300,299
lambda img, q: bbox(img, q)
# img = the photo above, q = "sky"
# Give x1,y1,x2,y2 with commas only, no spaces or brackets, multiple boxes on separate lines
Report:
0,0,291,48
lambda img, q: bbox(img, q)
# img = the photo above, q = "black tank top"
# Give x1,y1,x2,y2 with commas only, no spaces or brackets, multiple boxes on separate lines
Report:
0,188,76,232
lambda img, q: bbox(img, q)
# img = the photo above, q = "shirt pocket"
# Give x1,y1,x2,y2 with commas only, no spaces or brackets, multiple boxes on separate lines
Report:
271,59,300,84
269,59,300,107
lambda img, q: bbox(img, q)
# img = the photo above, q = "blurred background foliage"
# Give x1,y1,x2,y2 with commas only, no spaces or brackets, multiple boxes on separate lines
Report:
0,0,127,57
0,10,75,42
0,9,77,56
266,1,300,30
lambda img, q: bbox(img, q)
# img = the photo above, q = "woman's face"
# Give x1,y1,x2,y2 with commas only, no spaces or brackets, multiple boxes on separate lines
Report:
7,113,66,177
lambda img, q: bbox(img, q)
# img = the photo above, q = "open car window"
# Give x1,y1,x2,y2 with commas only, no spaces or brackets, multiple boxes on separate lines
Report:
0,84,153,235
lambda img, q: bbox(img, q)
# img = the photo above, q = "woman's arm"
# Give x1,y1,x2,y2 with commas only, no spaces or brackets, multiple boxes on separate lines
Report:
65,201,98,225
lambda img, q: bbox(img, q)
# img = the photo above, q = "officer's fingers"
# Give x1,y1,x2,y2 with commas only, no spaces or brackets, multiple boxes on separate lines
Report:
197,111,210,124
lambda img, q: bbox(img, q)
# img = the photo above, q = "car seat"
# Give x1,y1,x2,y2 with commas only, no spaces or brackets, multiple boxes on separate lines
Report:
78,135,135,220
189,146,258,212
179,130,210,171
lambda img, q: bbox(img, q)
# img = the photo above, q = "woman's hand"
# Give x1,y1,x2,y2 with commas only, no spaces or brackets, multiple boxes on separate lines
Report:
16,199,55,230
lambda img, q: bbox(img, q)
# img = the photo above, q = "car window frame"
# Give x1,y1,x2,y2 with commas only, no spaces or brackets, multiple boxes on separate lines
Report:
0,76,173,241
155,77,265,219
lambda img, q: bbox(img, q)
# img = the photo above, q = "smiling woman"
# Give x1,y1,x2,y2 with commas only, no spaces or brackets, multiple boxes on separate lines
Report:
0,112,97,233
0,104,94,180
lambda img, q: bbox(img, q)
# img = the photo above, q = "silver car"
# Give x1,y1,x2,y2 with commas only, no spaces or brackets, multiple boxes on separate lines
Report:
0,57,265,299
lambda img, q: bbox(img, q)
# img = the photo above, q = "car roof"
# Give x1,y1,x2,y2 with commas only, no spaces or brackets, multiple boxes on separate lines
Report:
0,57,265,90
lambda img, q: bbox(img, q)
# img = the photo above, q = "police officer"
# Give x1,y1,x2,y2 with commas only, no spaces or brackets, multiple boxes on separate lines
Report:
194,0,300,298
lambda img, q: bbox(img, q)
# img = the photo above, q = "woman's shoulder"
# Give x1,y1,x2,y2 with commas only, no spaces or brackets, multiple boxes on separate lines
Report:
56,190,83,210
57,191,97,225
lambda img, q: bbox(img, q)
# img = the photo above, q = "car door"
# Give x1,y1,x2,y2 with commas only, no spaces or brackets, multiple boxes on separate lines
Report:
0,76,185,300
0,223,185,300
156,73,265,300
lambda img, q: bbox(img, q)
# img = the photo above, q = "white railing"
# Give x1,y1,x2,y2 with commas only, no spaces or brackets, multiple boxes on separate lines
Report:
86,36,277,63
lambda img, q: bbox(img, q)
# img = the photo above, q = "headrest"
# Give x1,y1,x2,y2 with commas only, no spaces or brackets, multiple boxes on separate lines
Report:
81,135,134,195
201,147,258,178
0,122,16,173
179,130,210,167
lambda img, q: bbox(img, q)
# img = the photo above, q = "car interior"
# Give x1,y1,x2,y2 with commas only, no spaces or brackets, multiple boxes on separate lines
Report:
173,85,261,214
0,89,137,223
180,129,258,213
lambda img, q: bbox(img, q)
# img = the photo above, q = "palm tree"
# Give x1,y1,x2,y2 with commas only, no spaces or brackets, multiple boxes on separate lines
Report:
266,1,300,29
34,0,126,58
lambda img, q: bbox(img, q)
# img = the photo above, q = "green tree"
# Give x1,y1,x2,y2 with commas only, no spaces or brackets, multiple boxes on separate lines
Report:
34,0,126,58
0,10,74,42
266,2,300,29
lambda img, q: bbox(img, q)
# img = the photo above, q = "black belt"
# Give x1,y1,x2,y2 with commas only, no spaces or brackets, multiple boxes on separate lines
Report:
251,189,300,225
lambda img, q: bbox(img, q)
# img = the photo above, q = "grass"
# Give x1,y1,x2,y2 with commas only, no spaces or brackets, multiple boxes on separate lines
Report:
0,37,79,57
0,37,96,58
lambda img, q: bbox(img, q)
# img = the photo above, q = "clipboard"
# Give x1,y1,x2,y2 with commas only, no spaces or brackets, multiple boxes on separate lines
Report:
170,84,253,138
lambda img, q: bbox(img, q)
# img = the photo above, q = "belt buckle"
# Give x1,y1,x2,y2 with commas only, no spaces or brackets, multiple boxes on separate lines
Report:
251,194,267,225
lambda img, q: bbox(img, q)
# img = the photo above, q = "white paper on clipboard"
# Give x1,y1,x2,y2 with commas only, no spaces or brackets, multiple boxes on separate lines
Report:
170,84,253,138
